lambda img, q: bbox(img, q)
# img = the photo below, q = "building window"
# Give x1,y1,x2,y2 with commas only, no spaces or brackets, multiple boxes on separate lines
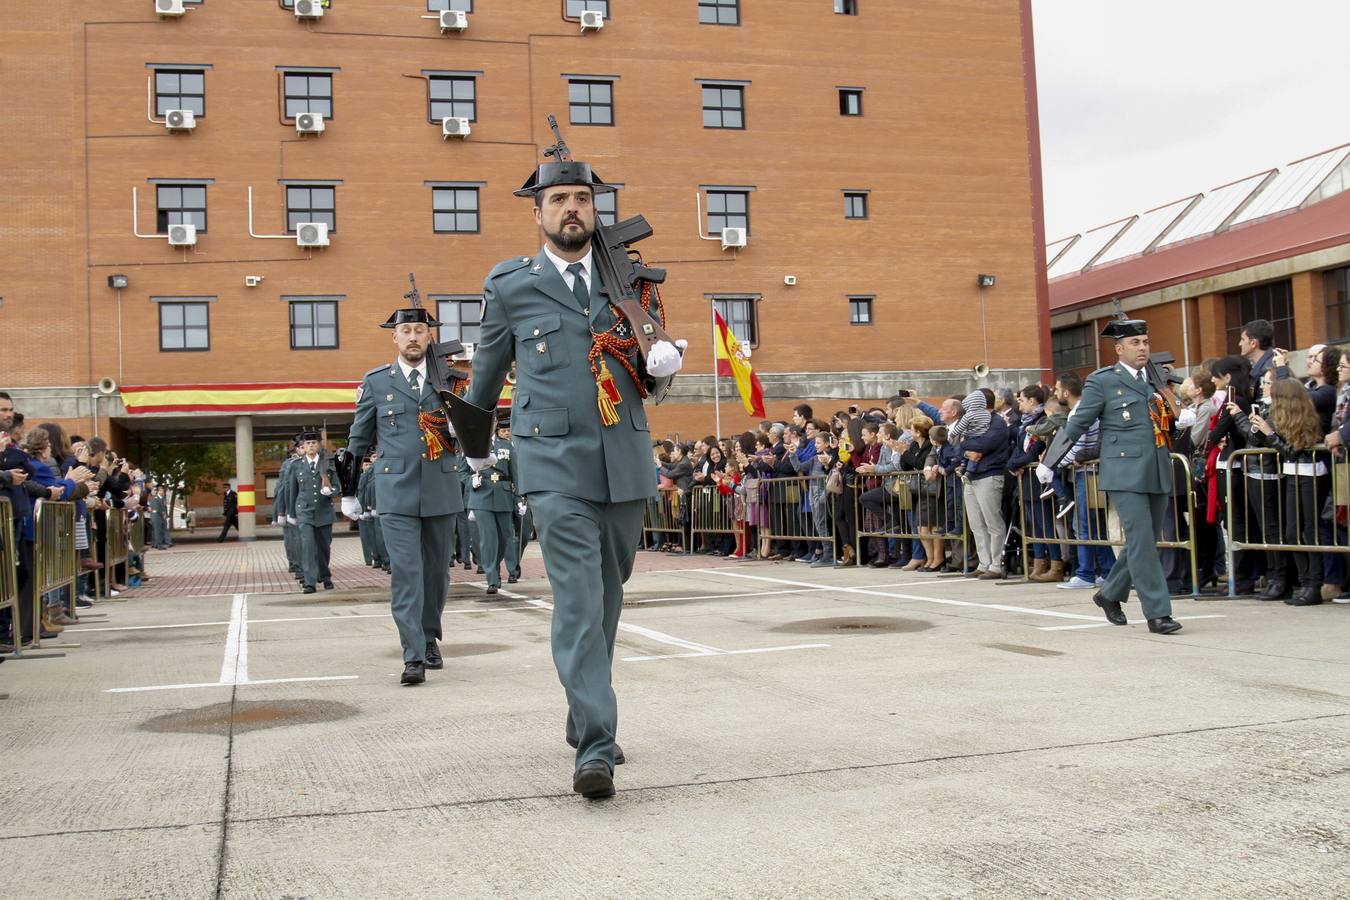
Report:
698,0,739,25
282,72,332,119
286,185,336,233
713,297,757,346
844,191,868,219
428,76,477,122
834,0,858,14
568,80,614,126
848,296,873,325
1051,324,1093,371
839,89,863,116
432,187,480,234
1224,280,1294,353
428,0,472,10
435,297,483,345
289,300,339,349
706,190,749,234
1325,267,1350,343
566,0,609,17
594,190,618,227
158,302,210,352
154,69,205,117
156,184,207,233
702,84,745,129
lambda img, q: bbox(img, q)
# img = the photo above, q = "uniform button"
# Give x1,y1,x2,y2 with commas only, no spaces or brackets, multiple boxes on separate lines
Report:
422,453,427,459
383,467,389,473
533,426,540,434
533,328,540,336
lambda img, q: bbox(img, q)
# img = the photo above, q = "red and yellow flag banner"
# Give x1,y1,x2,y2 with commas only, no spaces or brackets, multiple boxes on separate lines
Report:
713,310,766,417
119,382,360,415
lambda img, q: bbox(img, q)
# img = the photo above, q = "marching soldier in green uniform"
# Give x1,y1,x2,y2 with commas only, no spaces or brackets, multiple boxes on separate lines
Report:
356,456,377,566
1038,317,1183,634
275,438,304,583
359,449,390,572
342,303,466,685
468,413,520,596
280,428,338,594
149,486,171,550
461,130,686,798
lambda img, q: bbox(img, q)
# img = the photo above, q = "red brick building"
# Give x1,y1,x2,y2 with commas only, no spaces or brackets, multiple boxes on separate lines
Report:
3,0,1050,535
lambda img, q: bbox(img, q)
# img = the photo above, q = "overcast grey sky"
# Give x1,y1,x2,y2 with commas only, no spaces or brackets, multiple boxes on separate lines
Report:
1032,0,1349,240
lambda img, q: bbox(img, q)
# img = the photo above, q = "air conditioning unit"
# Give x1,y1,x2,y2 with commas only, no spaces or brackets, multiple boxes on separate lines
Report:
439,9,468,32
442,117,471,139
168,223,197,246
296,112,325,134
294,0,323,19
720,227,747,250
165,109,196,131
156,0,186,16
296,222,330,247
579,10,604,32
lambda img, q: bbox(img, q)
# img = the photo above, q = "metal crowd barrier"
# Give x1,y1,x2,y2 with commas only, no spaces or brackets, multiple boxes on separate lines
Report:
853,471,969,571
129,513,146,555
32,500,78,648
642,489,686,552
1012,452,1199,595
1224,446,1350,598
689,484,739,547
96,508,131,600
755,475,836,557
0,498,18,651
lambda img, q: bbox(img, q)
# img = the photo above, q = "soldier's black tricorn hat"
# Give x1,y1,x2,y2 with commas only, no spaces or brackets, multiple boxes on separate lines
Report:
1101,318,1148,340
297,427,320,442
495,407,513,426
380,307,440,329
513,160,617,198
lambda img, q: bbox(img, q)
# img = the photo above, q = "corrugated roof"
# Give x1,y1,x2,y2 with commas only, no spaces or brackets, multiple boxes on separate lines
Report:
1048,141,1350,280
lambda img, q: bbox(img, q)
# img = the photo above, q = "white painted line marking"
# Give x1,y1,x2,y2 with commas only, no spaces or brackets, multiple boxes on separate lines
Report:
623,643,831,662
625,581,925,605
701,569,1105,623
220,592,248,684
522,598,726,654
1037,614,1227,632
106,675,359,694
70,606,535,633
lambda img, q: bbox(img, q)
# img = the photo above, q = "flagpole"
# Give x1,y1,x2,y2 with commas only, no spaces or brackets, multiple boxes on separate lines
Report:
711,303,722,439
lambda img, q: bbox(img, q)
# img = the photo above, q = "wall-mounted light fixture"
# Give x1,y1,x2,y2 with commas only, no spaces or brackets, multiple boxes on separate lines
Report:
977,273,996,288
108,274,129,289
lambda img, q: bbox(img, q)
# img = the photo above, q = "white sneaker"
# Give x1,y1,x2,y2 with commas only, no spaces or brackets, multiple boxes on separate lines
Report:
1058,575,1096,590
78,594,95,603
1333,595,1350,604
1094,576,1106,586
108,589,120,597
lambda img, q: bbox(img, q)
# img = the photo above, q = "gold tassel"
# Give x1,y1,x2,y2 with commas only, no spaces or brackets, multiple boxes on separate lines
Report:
418,411,448,460
596,360,621,427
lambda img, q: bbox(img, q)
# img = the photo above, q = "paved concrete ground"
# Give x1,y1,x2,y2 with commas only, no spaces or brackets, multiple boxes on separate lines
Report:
1,538,1347,898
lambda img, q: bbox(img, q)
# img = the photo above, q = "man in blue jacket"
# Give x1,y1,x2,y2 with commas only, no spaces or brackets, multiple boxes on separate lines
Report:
958,391,1011,579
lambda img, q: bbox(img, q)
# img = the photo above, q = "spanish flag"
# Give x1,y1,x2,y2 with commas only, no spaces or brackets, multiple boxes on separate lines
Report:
713,310,766,417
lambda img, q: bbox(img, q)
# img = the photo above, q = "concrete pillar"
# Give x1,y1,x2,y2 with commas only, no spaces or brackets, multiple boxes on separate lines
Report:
1194,292,1226,360
1290,271,1322,348
234,415,256,541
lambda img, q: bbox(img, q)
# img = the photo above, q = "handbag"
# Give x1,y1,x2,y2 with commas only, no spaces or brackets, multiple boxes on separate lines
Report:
889,476,913,510
825,468,844,495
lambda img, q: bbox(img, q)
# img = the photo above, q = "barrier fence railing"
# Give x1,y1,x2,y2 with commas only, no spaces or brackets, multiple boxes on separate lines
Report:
130,513,146,556
752,475,837,560
0,498,18,653
32,500,78,649
688,484,740,553
1011,452,1200,595
853,471,970,572
643,489,686,552
1224,446,1350,598
96,508,130,600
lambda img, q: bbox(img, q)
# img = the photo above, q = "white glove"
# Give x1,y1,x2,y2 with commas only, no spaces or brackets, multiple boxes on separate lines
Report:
1176,408,1197,428
320,486,333,496
466,452,497,472
467,511,476,522
1035,463,1054,485
645,339,688,377
287,515,298,526
340,497,361,521
516,501,527,517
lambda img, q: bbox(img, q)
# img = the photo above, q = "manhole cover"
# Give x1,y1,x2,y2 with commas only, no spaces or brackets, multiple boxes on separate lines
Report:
771,617,931,635
445,642,509,658
139,699,357,735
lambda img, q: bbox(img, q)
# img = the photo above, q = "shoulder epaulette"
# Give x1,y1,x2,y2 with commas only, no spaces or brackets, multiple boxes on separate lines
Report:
1091,365,1115,376
363,363,392,379
487,256,533,280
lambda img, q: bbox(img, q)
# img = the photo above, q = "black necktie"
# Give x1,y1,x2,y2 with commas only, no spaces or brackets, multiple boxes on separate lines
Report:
408,368,421,396
566,262,589,310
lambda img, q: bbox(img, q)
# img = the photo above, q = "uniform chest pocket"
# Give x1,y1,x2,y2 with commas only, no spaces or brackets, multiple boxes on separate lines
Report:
515,313,563,374
381,403,411,433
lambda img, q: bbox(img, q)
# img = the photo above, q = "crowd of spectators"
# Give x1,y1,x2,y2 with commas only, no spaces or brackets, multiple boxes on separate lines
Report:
1,392,153,651
645,318,1350,608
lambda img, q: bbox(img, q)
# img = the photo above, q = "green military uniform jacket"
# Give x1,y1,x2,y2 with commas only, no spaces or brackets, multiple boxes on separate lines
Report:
348,363,466,518
281,454,340,525
274,455,296,520
467,436,518,513
464,249,660,504
1057,363,1172,494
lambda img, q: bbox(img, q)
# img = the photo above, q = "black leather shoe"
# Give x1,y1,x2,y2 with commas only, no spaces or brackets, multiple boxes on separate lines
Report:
401,661,426,685
425,641,443,669
566,736,625,765
302,585,316,594
1259,579,1287,601
476,566,484,574
572,760,615,799
1092,591,1127,626
1147,616,1182,634
507,575,519,584
1285,587,1322,606
322,580,334,590
485,585,498,595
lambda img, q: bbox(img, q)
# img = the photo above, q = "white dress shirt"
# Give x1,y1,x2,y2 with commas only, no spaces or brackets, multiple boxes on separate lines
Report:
396,358,428,394
542,244,593,294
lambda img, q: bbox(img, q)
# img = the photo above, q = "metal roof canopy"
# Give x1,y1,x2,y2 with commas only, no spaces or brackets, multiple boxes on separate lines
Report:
1094,194,1201,265
1047,218,1133,279
117,412,355,445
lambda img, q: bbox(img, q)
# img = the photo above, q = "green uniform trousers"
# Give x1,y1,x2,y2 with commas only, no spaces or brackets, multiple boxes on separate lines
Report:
476,510,519,589
1100,490,1173,621
379,512,453,663
283,521,300,572
300,523,333,587
358,518,375,565
371,516,388,566
529,492,646,772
